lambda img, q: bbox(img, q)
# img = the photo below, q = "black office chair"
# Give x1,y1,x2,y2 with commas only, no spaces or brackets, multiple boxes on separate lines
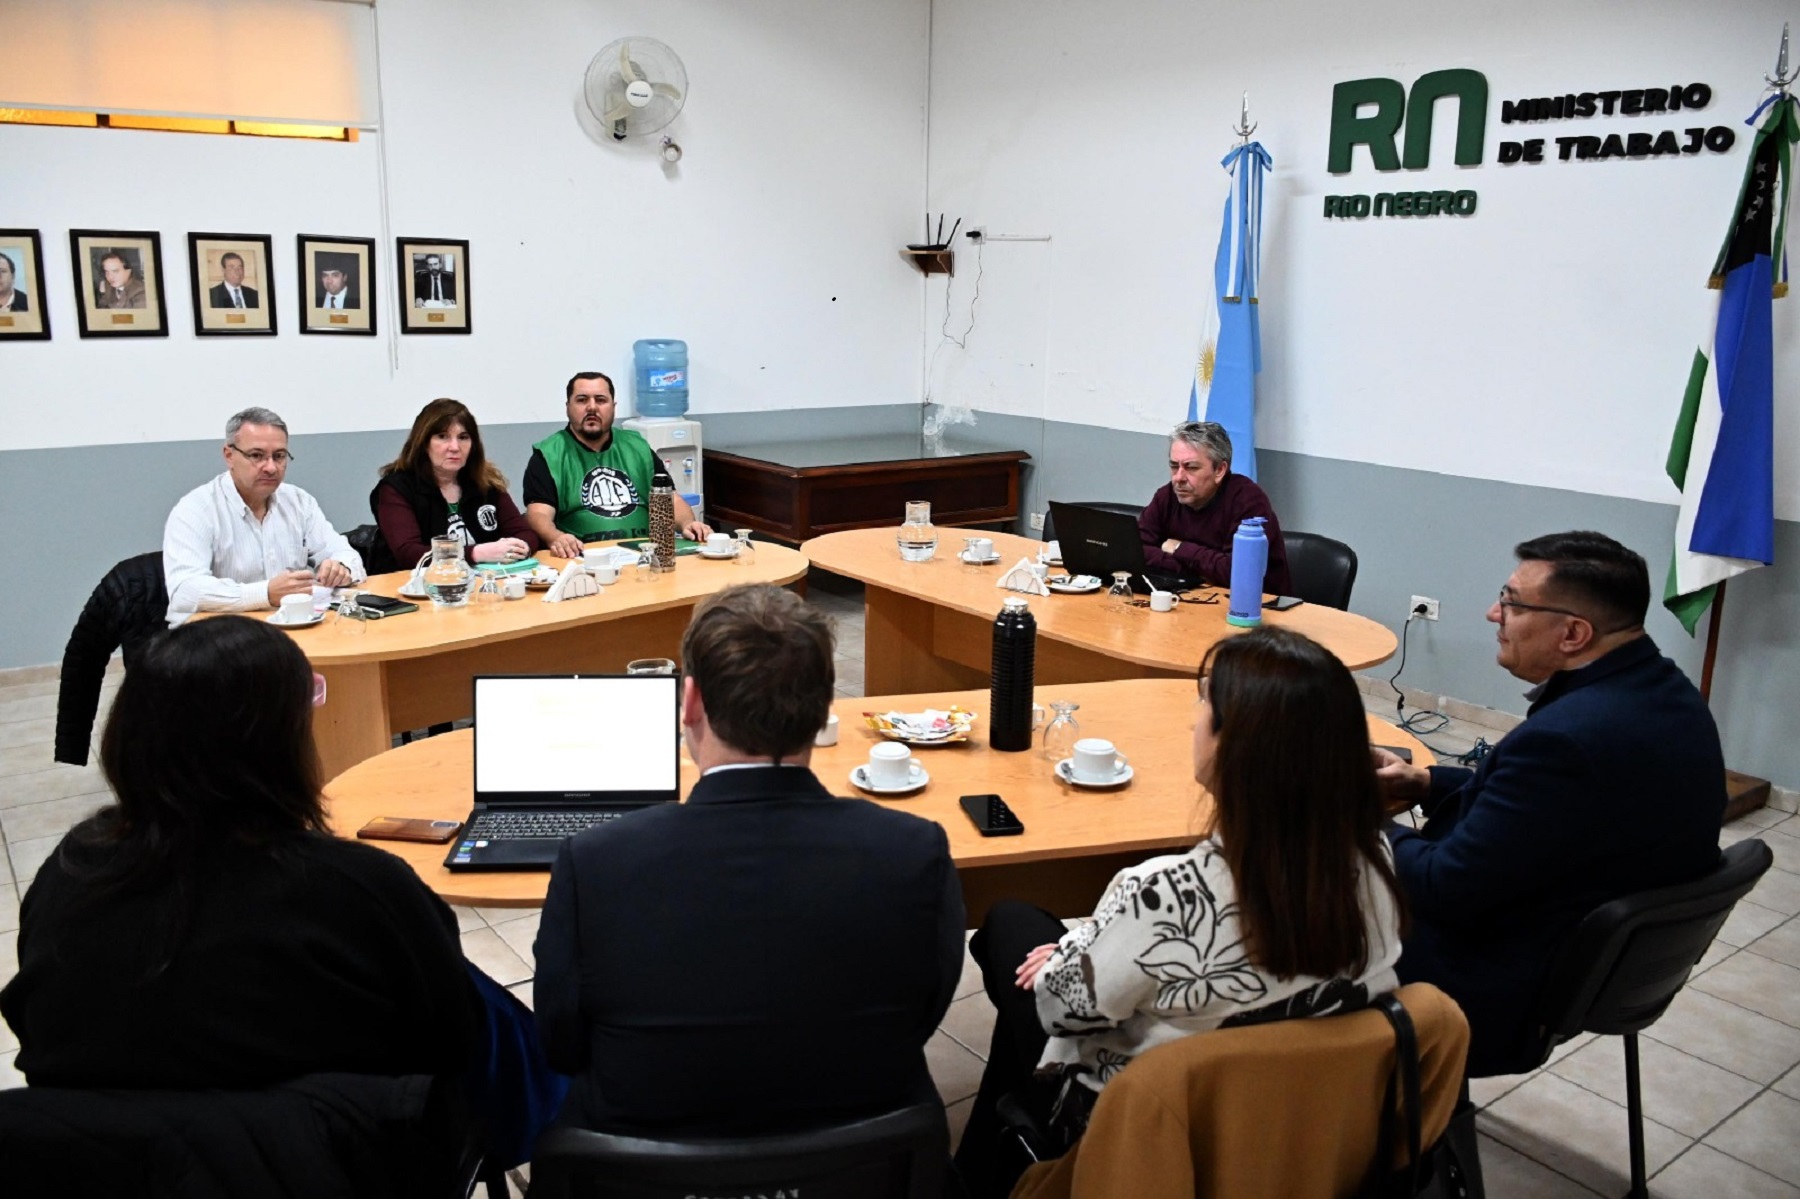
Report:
1281,530,1359,610
55,551,168,766
1522,838,1774,1199
1040,501,1143,544
528,1101,949,1199
347,522,394,574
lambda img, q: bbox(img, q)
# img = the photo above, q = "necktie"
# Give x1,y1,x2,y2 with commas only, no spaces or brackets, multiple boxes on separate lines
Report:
433,276,442,302
232,288,243,309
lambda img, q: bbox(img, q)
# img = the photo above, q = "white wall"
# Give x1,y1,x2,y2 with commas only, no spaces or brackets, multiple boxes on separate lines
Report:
925,0,1800,519
1,0,929,452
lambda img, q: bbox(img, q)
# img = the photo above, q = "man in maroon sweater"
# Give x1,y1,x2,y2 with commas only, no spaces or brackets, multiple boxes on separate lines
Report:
1138,421,1291,593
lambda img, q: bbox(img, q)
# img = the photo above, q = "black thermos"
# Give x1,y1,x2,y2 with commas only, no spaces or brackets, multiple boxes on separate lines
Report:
989,596,1037,752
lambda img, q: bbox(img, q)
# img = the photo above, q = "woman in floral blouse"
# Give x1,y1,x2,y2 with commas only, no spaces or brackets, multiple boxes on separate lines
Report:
954,626,1407,1196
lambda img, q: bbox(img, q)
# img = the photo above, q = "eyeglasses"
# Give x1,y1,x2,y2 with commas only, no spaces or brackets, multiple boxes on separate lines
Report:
227,445,294,466
1494,589,1586,622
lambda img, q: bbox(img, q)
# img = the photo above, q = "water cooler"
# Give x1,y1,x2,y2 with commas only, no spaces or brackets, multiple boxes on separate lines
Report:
621,416,703,524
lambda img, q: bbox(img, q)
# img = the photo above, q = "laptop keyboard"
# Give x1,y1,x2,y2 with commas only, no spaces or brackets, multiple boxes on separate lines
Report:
466,810,623,840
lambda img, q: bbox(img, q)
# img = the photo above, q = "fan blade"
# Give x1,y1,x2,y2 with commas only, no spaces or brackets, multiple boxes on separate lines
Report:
651,82,683,102
619,42,643,83
603,101,631,124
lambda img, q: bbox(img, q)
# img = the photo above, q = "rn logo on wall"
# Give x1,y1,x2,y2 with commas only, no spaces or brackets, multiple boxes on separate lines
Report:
1323,69,1739,221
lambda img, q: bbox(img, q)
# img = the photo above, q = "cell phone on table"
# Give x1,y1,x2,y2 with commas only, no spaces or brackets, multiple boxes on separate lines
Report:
358,817,464,844
960,794,1024,837
1264,595,1305,611
1374,745,1414,764
354,593,413,613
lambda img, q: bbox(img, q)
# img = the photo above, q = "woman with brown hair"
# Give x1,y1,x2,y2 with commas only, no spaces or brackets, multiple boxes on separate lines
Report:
370,397,537,572
953,626,1407,1196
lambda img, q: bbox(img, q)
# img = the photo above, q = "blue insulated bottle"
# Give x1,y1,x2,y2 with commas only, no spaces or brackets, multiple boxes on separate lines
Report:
1226,517,1268,628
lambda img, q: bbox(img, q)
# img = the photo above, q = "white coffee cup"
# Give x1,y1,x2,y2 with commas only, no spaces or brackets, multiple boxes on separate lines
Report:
1149,589,1175,612
867,741,918,787
1072,737,1128,783
591,562,620,585
815,713,840,747
278,593,313,624
502,576,526,599
582,547,609,567
964,536,994,560
706,532,735,554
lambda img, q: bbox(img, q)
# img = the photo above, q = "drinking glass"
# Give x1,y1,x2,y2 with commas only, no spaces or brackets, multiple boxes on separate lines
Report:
1106,571,1135,612
626,658,678,676
1042,700,1081,762
333,591,365,636
470,568,505,615
897,500,937,562
733,528,756,569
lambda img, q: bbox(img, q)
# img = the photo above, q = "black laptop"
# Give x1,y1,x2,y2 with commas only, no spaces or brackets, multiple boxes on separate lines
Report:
1048,501,1197,594
444,673,681,871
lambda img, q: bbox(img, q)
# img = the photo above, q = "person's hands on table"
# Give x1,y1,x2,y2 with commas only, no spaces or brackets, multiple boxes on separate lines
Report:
1161,538,1182,555
268,569,316,601
472,537,531,565
548,532,584,561
1015,942,1061,991
1373,746,1430,814
314,559,353,589
682,519,713,542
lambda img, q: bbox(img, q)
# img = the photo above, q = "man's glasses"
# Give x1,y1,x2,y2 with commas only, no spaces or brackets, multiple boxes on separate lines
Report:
1494,589,1585,621
227,445,294,466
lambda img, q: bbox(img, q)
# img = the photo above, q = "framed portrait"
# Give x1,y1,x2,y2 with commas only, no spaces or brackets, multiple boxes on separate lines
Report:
189,232,276,336
69,229,168,338
396,236,470,334
297,234,376,335
0,229,50,340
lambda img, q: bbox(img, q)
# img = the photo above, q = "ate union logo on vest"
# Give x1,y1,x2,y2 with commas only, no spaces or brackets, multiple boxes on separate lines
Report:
1322,69,1737,222
581,466,640,517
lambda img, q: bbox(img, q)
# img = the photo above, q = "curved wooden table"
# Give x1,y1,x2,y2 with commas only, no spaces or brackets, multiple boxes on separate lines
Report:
800,528,1399,695
280,542,807,780
324,678,1432,922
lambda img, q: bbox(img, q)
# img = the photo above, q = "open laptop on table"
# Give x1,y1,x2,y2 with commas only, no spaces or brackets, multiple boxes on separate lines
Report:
445,673,681,872
1049,501,1199,594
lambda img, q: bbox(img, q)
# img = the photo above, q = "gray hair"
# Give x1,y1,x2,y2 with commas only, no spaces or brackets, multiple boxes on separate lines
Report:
1171,421,1233,469
225,407,288,441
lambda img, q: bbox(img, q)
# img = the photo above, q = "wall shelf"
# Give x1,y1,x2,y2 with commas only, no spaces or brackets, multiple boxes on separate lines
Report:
901,248,954,276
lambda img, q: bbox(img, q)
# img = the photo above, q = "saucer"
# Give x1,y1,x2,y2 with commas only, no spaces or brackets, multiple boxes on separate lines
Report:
850,763,930,795
268,610,327,629
398,585,429,599
959,552,1002,565
1055,758,1133,788
698,547,740,560
1047,574,1102,594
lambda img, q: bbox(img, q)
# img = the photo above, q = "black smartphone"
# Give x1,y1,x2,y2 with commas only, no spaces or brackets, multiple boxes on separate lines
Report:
355,593,412,612
960,793,1024,837
1374,744,1415,764
1264,595,1305,611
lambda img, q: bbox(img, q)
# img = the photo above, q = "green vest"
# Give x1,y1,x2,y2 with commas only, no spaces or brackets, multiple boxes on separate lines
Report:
533,426,659,540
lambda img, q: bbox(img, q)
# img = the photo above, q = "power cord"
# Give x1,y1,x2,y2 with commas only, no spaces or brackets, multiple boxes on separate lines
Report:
923,238,986,405
1388,605,1496,768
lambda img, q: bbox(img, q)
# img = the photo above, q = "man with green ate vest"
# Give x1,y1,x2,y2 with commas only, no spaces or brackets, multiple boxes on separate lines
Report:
524,371,711,559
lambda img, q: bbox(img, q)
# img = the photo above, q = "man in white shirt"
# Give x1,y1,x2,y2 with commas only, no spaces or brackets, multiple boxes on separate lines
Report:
163,407,364,625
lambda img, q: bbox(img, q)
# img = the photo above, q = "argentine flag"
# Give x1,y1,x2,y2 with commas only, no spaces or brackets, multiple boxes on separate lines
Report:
1188,140,1271,480
1665,95,1796,634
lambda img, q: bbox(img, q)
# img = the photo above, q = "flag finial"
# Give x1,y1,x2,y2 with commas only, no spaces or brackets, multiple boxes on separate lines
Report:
1233,92,1257,144
1768,23,1797,95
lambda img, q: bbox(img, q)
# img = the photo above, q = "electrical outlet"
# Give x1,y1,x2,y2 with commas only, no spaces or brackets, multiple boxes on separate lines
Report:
1410,595,1440,621
965,226,986,241
1027,511,1045,531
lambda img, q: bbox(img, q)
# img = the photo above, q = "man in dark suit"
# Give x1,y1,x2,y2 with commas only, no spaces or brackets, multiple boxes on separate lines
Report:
412,253,456,306
314,252,360,310
1380,531,1724,1076
207,252,259,309
534,583,965,1133
0,252,28,312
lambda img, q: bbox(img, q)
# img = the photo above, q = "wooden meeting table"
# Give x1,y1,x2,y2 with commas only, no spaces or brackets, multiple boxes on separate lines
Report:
800,528,1399,695
263,542,807,781
323,678,1432,922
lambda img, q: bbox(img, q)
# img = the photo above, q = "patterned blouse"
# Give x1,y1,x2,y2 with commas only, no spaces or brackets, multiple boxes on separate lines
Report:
1034,836,1402,1093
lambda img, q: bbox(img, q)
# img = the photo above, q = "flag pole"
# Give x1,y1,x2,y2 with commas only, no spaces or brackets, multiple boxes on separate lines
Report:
1700,579,1726,702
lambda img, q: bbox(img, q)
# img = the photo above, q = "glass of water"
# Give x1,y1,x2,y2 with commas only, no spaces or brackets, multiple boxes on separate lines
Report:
897,500,937,562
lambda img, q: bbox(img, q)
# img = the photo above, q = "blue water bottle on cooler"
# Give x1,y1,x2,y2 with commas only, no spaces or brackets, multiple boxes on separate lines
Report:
1226,517,1268,628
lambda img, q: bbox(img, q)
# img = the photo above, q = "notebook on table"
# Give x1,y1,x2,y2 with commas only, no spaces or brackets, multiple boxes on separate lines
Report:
445,673,681,872
1048,501,1198,594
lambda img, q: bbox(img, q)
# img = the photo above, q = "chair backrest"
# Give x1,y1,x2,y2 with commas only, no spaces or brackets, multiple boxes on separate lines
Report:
1283,530,1359,610
55,550,167,767
1010,983,1469,1199
528,1101,948,1199
347,522,393,574
1041,501,1143,544
1526,838,1774,1061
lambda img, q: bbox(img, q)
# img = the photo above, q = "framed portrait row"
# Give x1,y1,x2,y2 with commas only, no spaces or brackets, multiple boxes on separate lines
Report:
0,231,471,341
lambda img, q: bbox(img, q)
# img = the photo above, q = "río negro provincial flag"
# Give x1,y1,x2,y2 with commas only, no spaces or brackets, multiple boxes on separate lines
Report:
1664,93,1798,633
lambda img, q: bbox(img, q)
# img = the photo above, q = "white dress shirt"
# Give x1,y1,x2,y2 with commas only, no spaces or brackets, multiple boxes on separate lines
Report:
163,472,365,625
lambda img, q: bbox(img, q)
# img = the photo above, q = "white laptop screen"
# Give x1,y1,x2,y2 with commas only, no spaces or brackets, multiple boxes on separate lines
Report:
473,674,680,805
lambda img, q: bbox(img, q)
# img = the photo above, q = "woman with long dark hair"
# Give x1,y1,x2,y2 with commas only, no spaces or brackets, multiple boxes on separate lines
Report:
954,626,1407,1195
370,397,537,573
0,615,480,1088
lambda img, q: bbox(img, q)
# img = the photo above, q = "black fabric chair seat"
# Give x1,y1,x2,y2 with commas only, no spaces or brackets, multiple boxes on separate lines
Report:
1281,530,1358,610
528,1101,949,1199
1523,838,1774,1199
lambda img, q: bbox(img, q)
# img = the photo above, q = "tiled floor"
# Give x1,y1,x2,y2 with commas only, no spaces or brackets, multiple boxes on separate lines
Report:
5,578,1800,1196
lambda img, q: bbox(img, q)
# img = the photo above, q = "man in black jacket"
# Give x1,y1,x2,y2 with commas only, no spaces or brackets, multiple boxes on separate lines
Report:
534,583,965,1132
1380,532,1724,1075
